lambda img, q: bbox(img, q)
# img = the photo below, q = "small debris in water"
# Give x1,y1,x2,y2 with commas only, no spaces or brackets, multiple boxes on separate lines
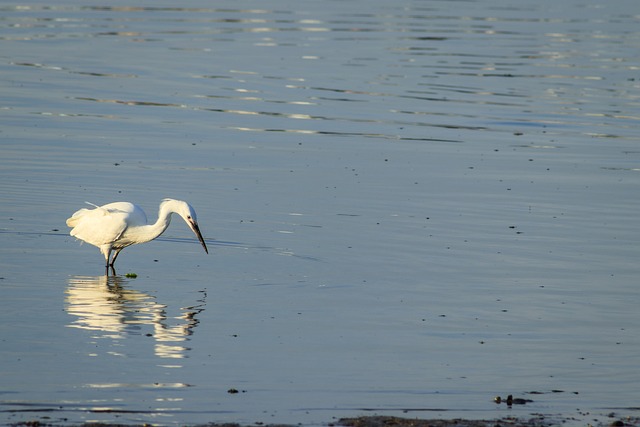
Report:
494,394,533,405
125,272,137,278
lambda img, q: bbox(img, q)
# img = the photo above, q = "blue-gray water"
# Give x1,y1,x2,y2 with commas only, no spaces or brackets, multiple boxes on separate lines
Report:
1,1,639,426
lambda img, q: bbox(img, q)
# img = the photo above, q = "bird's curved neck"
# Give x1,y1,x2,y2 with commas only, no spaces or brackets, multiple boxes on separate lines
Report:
137,206,173,243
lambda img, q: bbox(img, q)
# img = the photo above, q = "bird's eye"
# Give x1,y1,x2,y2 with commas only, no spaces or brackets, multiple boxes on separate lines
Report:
187,216,191,220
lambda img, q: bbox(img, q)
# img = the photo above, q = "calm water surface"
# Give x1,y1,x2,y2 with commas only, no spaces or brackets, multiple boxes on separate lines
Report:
1,1,639,426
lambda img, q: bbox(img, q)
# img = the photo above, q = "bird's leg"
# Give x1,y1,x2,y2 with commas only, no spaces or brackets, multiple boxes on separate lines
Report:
104,247,112,275
102,248,121,276
110,248,123,267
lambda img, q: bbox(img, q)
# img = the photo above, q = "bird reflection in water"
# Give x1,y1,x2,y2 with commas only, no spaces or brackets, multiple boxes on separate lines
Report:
65,275,205,360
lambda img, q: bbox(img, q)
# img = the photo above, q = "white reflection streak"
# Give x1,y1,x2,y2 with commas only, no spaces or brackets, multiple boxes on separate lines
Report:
65,276,205,360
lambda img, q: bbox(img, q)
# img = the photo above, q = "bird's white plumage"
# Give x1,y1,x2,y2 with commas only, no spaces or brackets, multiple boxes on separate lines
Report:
66,199,208,272
67,202,144,247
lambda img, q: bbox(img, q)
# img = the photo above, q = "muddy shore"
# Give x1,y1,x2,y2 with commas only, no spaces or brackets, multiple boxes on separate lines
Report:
11,414,639,427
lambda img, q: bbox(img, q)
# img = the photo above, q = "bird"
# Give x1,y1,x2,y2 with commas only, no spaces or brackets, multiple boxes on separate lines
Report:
67,198,208,272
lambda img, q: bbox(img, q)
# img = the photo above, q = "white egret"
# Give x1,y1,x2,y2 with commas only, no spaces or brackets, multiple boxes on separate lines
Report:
67,199,208,271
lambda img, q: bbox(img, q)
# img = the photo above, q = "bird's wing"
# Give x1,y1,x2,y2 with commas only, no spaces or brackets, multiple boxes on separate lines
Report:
99,202,148,226
67,204,132,247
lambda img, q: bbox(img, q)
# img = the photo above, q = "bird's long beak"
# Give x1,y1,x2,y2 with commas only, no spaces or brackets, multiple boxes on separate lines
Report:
188,219,209,254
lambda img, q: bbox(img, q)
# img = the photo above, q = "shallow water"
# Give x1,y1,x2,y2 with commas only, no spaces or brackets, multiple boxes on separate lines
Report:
1,1,639,426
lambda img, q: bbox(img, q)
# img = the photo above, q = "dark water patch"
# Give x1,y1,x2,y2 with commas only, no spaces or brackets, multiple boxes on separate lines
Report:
10,62,137,78
75,97,185,108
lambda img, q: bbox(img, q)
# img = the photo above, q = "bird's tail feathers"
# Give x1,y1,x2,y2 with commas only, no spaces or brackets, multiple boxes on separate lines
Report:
66,202,104,228
66,209,89,227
